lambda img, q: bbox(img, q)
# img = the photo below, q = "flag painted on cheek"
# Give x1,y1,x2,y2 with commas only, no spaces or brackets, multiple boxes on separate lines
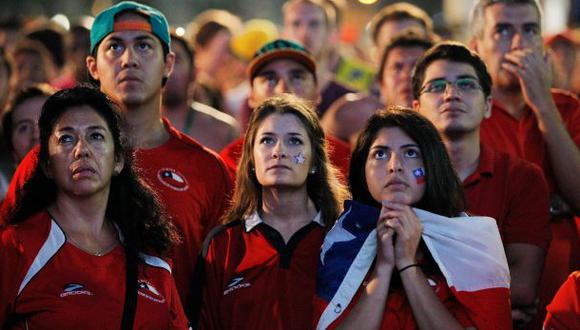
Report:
293,152,305,164
413,168,425,184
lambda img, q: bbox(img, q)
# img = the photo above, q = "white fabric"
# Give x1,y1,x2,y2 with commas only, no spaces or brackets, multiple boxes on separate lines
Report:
416,209,510,291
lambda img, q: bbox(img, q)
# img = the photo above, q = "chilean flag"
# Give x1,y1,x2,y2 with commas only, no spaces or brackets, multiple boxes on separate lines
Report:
315,201,512,329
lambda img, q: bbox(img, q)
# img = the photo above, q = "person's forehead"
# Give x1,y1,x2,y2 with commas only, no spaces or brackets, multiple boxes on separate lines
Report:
378,19,426,46
386,46,427,63
257,113,307,133
424,59,478,79
285,2,325,20
255,58,313,76
483,2,540,25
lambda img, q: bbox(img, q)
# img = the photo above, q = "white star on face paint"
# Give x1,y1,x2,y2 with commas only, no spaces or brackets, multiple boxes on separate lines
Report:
293,152,306,164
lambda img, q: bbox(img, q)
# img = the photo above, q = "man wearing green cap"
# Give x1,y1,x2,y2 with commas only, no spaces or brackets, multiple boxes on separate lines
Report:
1,1,232,307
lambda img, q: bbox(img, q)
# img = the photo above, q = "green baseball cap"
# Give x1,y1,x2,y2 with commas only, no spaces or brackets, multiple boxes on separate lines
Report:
90,1,170,54
247,39,317,81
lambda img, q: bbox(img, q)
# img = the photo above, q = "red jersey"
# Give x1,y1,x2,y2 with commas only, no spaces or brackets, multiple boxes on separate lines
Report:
463,145,551,249
480,89,580,191
0,119,233,306
197,212,325,330
0,211,188,329
480,90,580,327
219,134,351,181
544,271,580,330
314,272,506,330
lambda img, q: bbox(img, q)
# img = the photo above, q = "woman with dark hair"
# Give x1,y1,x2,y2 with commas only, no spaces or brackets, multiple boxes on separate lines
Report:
0,86,188,329
194,94,348,329
315,107,511,329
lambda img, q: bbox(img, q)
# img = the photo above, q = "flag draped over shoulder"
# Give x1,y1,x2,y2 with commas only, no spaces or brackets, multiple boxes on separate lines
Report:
315,200,511,330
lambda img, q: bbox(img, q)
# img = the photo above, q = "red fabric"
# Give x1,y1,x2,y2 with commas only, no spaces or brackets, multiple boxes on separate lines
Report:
219,134,350,183
480,89,580,191
480,90,580,328
544,271,580,330
0,211,188,329
463,144,551,249
314,272,511,330
200,221,324,329
0,119,233,306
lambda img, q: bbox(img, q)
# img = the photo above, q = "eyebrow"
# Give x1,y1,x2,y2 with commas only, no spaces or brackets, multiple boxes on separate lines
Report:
424,74,478,85
370,143,419,149
260,131,305,136
56,125,107,132
105,34,156,43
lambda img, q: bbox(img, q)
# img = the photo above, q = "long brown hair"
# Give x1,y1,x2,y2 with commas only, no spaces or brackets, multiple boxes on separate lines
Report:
222,94,348,229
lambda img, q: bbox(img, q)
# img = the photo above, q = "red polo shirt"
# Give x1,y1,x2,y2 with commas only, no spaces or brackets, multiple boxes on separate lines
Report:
196,212,325,330
463,144,551,249
480,89,580,327
480,89,580,191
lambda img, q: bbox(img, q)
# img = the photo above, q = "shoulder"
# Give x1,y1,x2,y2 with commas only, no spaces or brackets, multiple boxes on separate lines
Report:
163,120,231,172
201,220,243,259
551,89,580,116
191,102,239,129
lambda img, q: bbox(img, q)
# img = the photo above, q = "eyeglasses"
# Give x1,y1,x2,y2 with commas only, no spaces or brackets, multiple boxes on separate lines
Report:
419,77,482,95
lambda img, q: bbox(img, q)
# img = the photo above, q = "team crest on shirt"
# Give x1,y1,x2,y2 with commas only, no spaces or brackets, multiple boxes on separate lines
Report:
223,276,251,296
138,280,166,303
157,168,189,191
59,283,94,297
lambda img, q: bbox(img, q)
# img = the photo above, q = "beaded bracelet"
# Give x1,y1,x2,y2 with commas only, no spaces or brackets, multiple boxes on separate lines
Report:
398,263,420,273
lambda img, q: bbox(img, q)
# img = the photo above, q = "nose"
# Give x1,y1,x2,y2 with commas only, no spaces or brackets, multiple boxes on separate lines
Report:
388,153,403,173
121,46,138,68
73,137,90,159
511,31,526,50
274,77,291,94
272,141,287,159
443,82,462,100
30,125,40,146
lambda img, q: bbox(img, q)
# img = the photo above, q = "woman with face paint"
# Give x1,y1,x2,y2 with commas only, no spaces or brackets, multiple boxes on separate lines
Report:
314,107,512,329
192,94,348,329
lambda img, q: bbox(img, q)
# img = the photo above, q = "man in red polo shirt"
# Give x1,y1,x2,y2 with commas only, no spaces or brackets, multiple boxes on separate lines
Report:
412,41,551,326
470,0,580,326
219,39,350,180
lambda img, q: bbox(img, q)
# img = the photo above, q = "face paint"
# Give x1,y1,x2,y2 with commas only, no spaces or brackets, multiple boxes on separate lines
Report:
413,168,425,184
293,152,306,165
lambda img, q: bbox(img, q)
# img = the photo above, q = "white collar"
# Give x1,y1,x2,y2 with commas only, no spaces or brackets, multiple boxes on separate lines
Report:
243,210,324,232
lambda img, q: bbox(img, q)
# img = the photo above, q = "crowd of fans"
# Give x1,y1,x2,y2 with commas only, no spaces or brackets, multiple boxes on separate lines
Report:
0,0,578,329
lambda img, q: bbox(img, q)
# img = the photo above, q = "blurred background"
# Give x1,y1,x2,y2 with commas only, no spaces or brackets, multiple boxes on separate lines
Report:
1,0,578,45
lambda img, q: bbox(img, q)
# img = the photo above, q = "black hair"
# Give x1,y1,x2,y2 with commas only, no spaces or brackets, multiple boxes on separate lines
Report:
411,41,492,100
7,86,179,255
349,106,465,217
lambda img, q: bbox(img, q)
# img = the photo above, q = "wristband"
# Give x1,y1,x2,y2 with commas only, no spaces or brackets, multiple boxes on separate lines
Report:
398,263,420,273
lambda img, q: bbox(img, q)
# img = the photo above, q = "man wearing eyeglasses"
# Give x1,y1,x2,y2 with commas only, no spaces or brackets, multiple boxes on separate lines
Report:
412,41,551,327
470,0,580,327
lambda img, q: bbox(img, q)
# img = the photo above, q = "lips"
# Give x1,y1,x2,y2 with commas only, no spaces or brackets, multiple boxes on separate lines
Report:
118,72,142,83
384,178,408,189
267,164,291,171
70,164,96,179
440,103,466,114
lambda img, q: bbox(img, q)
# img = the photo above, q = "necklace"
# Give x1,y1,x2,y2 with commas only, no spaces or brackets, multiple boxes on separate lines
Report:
66,233,119,257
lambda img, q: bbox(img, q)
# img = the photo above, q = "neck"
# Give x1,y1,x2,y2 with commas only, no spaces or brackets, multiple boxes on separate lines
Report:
49,189,110,237
122,99,169,149
491,87,527,119
161,102,189,131
260,186,317,237
442,132,480,181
